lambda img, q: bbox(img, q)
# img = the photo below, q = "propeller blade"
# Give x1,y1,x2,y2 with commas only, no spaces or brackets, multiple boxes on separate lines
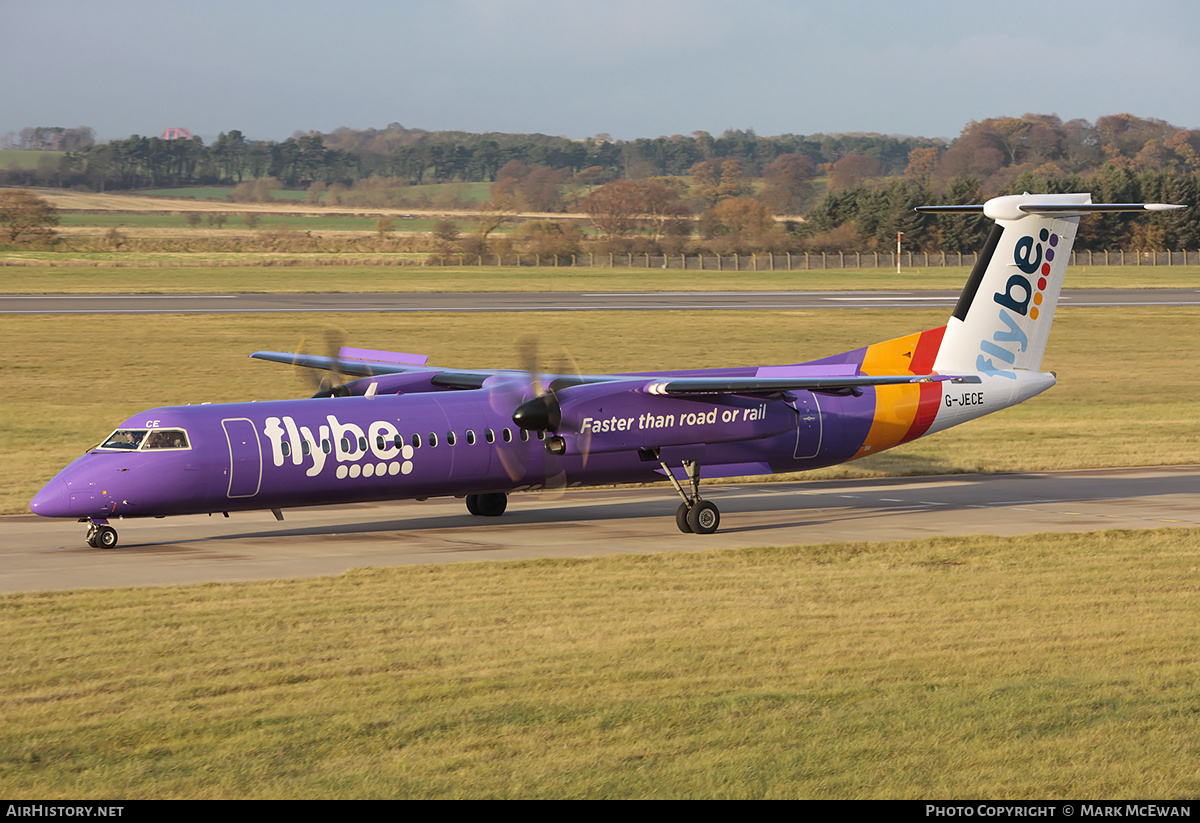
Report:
517,336,545,397
551,349,592,469
496,444,527,483
300,327,352,397
490,336,583,494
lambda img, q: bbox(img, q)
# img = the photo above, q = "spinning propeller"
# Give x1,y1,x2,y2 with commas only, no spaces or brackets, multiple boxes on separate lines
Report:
292,328,353,397
489,337,592,492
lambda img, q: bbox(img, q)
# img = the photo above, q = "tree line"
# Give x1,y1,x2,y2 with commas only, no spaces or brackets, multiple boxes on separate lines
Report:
0,122,936,192
4,114,1200,253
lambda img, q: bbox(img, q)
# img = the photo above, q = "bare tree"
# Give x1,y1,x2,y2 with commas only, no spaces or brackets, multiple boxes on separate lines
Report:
581,179,642,238
0,189,58,245
475,194,517,241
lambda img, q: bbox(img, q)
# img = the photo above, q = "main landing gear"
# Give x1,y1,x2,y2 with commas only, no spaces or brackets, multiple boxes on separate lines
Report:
465,492,508,517
661,458,720,535
83,519,118,549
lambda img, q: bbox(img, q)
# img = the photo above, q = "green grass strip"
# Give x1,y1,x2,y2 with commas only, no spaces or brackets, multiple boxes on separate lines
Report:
1,529,1197,798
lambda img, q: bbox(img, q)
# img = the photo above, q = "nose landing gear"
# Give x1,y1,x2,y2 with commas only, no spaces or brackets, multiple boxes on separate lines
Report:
84,519,119,549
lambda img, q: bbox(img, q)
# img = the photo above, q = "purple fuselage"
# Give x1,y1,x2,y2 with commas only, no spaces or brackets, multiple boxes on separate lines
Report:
30,384,876,522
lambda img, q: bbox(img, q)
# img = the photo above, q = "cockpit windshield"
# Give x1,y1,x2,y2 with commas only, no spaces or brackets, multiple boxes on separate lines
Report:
100,429,146,449
98,428,189,451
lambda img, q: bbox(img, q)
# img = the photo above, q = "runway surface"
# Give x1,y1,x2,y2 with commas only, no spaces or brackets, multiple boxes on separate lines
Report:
3,289,1200,314
4,466,1196,593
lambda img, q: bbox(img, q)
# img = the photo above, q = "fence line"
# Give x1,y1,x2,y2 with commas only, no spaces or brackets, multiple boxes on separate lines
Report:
433,249,1200,269
4,249,1200,268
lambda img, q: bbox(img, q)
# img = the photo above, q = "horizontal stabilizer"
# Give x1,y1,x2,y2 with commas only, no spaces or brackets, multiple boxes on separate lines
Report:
916,201,1185,218
1018,203,1186,214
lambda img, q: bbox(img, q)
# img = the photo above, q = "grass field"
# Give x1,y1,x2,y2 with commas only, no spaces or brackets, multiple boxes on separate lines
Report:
54,213,470,233
137,181,495,205
137,186,311,201
6,305,1199,515
6,258,1200,798
0,149,65,170
3,264,1199,294
2,529,1197,798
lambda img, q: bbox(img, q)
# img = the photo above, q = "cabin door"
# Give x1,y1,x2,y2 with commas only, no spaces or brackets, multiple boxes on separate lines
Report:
222,418,262,498
792,394,823,460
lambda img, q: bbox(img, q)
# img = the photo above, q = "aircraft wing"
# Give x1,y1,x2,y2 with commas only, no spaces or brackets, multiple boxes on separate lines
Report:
250,351,411,376
251,349,981,398
248,351,492,389
643,373,979,396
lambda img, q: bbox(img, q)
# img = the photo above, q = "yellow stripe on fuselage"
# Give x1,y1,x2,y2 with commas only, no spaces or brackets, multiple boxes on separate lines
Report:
853,330,924,459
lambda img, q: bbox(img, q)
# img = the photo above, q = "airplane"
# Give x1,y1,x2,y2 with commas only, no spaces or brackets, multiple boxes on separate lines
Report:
30,193,1184,549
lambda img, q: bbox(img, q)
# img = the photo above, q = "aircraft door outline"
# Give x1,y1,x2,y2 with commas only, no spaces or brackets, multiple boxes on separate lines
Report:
222,418,262,498
792,394,823,460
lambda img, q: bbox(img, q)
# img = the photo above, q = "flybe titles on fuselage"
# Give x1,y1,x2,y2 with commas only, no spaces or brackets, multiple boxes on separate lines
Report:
977,227,1061,379
262,415,414,479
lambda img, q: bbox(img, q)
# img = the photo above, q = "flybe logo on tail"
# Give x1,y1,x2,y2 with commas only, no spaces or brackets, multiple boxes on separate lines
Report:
977,228,1059,379
996,228,1060,320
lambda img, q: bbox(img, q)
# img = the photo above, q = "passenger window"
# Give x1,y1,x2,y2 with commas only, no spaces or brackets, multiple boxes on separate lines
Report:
502,428,513,443
465,430,476,445
281,442,291,457
340,436,351,454
428,432,438,448
322,439,332,454
485,428,495,444
446,431,457,446
412,433,422,448
520,429,529,442
358,436,368,452
301,440,311,455
393,434,405,449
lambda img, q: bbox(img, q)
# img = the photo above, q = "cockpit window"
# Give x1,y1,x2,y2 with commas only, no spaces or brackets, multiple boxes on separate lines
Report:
144,429,189,450
100,429,146,450
98,428,189,451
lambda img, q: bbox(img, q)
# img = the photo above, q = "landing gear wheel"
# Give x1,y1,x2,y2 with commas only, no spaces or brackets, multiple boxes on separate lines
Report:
94,525,119,550
476,493,508,517
465,494,481,516
686,501,720,535
676,503,693,534
85,526,99,548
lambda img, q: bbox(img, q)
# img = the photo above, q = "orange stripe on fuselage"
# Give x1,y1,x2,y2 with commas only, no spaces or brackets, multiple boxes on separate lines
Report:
853,326,946,459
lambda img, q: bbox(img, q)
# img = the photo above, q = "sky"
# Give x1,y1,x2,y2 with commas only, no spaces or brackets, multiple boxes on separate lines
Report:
4,0,1199,145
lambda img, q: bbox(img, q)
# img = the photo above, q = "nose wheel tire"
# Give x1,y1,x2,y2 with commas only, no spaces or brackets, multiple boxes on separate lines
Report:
89,525,118,549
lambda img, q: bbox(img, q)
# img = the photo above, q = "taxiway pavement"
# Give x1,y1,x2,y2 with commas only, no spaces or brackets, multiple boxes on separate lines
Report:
3,466,1196,593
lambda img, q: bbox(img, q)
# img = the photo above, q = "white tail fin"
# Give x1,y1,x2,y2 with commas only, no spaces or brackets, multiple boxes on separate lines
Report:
922,194,1185,379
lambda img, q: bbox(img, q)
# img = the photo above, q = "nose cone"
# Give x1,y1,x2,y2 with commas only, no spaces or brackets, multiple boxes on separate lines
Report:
30,477,71,518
